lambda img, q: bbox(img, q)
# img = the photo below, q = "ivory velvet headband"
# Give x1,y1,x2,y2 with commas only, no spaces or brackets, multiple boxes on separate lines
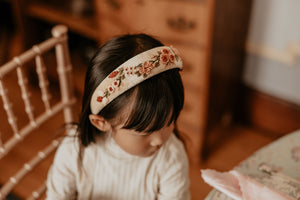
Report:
90,46,183,114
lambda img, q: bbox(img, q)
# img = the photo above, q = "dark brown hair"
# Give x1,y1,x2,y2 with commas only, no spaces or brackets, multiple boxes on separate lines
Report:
78,34,184,146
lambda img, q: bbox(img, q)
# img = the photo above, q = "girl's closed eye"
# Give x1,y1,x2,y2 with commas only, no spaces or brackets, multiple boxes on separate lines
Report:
126,131,151,138
138,133,151,137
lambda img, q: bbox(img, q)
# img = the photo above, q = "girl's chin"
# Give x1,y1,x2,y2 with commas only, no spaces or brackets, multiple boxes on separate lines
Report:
123,147,160,157
141,149,159,157
128,150,157,157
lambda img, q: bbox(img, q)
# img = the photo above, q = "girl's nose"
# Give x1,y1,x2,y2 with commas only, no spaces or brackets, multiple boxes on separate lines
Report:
150,132,164,147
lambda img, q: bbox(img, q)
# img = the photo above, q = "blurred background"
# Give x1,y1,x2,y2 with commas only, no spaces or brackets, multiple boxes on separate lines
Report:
0,0,299,199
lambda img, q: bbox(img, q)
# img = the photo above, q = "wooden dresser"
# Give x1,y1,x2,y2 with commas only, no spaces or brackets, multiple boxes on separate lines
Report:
6,0,252,166
94,0,215,164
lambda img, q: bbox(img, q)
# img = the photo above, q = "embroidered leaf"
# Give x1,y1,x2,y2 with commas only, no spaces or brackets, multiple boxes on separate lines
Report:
135,71,141,76
109,71,119,78
119,67,124,74
104,90,109,96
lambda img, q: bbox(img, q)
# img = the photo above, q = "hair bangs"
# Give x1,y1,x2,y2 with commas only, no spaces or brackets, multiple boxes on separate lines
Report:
122,71,179,133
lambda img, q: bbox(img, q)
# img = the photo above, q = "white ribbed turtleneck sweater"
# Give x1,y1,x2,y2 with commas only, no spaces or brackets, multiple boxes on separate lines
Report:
46,132,190,200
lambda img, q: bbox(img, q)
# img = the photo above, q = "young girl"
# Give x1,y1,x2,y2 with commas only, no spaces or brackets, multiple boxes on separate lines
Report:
46,34,190,200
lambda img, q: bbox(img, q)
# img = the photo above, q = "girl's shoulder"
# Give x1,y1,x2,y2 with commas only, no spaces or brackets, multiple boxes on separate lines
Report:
165,133,186,153
57,127,101,161
54,129,80,162
154,133,189,175
59,128,80,151
53,127,98,169
158,133,188,163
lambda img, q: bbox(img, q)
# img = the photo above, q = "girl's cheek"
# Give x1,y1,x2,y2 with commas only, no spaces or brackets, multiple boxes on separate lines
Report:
124,134,150,148
161,127,172,140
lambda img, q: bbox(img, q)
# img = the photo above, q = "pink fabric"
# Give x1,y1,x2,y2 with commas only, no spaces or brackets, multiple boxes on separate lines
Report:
201,169,293,200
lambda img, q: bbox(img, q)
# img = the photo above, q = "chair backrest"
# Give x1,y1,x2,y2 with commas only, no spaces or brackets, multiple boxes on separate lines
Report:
0,25,76,199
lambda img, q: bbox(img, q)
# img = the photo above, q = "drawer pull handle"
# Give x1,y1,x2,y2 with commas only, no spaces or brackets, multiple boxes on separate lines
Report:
184,63,193,72
167,17,196,32
183,103,191,111
105,0,121,10
135,0,145,5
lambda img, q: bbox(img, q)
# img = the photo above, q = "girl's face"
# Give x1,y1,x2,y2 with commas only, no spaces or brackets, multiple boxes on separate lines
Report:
90,89,174,157
110,122,174,157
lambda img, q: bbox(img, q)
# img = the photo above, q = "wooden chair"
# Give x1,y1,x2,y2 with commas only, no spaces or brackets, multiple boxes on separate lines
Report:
0,25,76,199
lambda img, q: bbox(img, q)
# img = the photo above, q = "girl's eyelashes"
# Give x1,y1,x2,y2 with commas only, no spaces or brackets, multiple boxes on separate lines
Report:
119,128,150,136
130,131,151,137
139,133,152,137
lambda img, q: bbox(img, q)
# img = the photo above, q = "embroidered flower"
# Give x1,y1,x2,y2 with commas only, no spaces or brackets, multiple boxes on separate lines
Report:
102,97,109,104
107,79,121,93
97,96,103,102
160,53,170,65
96,90,108,104
125,66,136,75
139,61,155,75
108,85,114,93
96,68,125,104
159,48,178,66
169,54,175,62
162,48,170,54
97,90,104,97
113,80,120,87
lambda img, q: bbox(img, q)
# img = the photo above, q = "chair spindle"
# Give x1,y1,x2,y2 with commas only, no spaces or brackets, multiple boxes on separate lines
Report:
0,79,19,136
34,50,52,113
0,139,61,199
15,60,36,127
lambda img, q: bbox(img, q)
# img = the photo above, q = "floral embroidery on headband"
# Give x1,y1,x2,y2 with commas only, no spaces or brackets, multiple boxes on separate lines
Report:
96,47,180,103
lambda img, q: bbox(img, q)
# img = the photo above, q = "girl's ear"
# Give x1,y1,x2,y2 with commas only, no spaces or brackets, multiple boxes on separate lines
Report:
89,114,112,132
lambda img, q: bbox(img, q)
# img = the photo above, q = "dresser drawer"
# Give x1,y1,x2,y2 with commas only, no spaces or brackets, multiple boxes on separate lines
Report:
173,44,209,88
177,86,207,162
178,86,207,130
96,0,211,46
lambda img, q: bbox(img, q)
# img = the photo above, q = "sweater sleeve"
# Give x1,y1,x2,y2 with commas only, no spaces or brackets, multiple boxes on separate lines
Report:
46,136,79,200
157,134,191,200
